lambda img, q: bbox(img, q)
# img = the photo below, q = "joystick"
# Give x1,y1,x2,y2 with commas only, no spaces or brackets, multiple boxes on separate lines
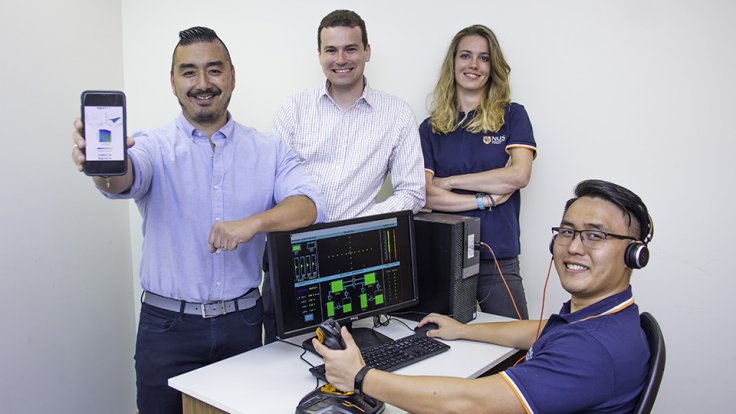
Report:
296,384,384,414
297,319,385,413
316,318,346,350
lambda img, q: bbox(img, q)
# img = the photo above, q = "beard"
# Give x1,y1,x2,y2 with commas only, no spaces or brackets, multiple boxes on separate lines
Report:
177,87,232,125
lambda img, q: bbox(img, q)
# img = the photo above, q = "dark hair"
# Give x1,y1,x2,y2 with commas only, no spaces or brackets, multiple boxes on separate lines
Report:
564,179,652,243
317,10,368,50
171,26,232,71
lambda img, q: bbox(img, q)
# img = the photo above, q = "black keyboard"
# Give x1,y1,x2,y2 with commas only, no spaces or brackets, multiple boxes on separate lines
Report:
309,333,450,381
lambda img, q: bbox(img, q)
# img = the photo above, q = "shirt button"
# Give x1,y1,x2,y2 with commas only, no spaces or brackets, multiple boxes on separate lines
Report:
215,217,221,221
216,281,221,286
214,185,219,190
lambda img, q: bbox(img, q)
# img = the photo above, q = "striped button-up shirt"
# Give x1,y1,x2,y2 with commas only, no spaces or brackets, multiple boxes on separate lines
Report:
273,80,425,222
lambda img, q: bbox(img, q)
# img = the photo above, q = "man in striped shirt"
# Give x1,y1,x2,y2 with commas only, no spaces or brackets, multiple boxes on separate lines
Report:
263,10,425,342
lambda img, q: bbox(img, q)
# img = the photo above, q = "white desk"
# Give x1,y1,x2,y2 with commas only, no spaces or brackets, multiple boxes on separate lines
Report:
169,313,517,413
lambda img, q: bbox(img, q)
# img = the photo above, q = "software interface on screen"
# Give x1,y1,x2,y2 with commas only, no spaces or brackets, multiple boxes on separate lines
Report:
83,106,124,161
270,212,417,339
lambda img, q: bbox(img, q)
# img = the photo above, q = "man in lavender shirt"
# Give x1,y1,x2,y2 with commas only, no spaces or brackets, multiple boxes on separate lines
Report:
71,27,324,414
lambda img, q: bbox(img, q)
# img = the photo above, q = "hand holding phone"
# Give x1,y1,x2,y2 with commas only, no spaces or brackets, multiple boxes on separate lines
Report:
80,90,127,176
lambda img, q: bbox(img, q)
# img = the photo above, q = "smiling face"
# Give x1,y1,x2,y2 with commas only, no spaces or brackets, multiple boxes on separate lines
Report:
318,25,370,97
454,34,491,97
553,196,636,311
170,41,235,132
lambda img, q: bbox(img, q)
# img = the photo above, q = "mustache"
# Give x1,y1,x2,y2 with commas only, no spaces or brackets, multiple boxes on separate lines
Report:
188,87,221,97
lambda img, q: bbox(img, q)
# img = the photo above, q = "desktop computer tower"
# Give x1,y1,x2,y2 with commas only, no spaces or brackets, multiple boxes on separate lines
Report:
401,212,480,323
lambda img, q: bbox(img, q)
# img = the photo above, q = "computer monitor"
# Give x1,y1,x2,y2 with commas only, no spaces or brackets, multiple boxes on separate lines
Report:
267,210,418,350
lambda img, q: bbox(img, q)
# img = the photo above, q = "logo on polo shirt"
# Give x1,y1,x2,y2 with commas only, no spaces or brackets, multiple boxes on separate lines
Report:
483,135,506,145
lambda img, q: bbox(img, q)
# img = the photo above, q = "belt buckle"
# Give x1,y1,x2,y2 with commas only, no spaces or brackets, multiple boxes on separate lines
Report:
201,300,227,318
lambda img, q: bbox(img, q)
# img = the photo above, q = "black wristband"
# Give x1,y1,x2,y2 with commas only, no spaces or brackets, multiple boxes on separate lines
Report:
354,365,373,395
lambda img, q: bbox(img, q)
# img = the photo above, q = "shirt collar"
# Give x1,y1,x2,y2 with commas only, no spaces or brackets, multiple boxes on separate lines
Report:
557,286,635,324
319,77,373,108
176,112,235,141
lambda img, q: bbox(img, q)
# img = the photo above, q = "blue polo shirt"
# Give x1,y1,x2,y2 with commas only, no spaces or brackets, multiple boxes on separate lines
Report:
419,103,536,259
501,287,649,413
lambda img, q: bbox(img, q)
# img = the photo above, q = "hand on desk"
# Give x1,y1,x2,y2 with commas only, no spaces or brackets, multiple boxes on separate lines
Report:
313,327,365,393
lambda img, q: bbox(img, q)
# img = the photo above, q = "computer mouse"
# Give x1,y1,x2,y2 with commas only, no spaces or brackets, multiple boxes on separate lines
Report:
316,318,346,350
414,322,439,336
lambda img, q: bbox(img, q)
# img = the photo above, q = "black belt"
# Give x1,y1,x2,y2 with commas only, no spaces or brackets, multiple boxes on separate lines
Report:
142,289,260,318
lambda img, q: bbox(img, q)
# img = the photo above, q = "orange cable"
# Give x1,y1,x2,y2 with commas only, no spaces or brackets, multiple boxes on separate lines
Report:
481,242,523,321
535,258,554,341
514,257,554,367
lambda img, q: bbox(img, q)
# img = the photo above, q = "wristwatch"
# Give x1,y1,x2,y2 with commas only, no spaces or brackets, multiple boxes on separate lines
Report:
475,193,487,210
354,365,373,395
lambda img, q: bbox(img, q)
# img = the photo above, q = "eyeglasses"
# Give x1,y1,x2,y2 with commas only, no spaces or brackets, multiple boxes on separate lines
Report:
551,227,637,249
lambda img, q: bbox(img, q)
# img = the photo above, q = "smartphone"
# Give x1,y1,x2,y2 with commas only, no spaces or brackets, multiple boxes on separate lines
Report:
81,90,127,176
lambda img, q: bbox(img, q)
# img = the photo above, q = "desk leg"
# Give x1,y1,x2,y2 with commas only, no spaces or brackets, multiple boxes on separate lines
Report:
182,393,228,414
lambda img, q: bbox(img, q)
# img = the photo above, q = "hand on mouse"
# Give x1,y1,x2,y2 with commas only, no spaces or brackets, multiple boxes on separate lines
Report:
417,313,464,340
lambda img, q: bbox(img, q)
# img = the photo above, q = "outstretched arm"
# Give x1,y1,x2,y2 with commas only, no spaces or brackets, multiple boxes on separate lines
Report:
364,369,525,414
315,327,526,414
417,313,545,351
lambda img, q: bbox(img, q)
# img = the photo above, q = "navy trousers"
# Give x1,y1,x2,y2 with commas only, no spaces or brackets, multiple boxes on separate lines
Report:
134,299,263,414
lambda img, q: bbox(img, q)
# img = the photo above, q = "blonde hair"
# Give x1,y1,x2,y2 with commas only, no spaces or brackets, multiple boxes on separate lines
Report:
430,25,511,134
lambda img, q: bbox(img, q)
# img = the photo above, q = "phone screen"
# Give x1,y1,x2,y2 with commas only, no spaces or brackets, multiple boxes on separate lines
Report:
81,91,127,176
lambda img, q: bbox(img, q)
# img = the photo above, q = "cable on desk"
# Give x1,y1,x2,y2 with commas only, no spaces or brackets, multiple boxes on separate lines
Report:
276,338,321,388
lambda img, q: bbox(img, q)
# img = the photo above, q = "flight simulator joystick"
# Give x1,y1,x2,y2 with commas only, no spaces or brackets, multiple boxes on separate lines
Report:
296,319,385,414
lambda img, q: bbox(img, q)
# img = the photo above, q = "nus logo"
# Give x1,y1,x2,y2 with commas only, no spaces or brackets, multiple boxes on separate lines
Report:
483,135,506,145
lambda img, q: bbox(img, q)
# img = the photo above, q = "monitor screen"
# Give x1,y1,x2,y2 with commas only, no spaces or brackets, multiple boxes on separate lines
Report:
267,210,418,342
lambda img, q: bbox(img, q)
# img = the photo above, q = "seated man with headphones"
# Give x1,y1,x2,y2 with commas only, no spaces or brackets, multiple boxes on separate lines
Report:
314,179,653,414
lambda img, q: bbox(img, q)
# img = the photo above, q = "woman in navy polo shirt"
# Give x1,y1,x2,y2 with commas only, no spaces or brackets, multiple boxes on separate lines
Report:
420,24,537,319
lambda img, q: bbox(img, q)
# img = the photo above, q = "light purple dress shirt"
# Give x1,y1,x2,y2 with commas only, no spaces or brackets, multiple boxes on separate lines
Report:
104,113,324,303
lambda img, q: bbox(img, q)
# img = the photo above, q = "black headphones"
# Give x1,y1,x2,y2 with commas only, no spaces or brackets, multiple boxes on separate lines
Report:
625,214,654,269
549,214,654,269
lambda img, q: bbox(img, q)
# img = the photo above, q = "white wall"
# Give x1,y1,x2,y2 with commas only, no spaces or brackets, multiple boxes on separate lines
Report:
0,0,136,413
121,0,736,411
1,0,731,412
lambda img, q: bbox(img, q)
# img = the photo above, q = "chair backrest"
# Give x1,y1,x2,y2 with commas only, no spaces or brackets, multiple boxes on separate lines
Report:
633,312,666,414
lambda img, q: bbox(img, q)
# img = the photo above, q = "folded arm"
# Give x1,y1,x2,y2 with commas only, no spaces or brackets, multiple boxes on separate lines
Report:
425,171,512,212
432,147,534,196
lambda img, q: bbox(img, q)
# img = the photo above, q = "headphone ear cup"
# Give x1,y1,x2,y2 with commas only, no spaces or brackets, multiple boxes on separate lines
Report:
549,236,556,255
624,242,649,269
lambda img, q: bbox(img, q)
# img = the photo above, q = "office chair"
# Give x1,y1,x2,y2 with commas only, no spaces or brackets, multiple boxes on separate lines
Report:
633,312,666,414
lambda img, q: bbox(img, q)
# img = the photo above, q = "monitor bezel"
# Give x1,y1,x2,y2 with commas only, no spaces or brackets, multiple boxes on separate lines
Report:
267,210,419,340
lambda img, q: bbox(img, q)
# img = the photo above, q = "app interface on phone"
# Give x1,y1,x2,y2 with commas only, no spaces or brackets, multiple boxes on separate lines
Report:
84,105,124,161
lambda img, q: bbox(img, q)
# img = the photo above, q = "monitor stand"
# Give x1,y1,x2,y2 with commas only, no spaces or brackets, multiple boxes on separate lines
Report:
302,322,393,355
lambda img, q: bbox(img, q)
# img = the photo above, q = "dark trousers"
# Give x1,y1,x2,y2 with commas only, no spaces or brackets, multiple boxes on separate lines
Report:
135,300,263,414
262,268,278,344
477,257,529,320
